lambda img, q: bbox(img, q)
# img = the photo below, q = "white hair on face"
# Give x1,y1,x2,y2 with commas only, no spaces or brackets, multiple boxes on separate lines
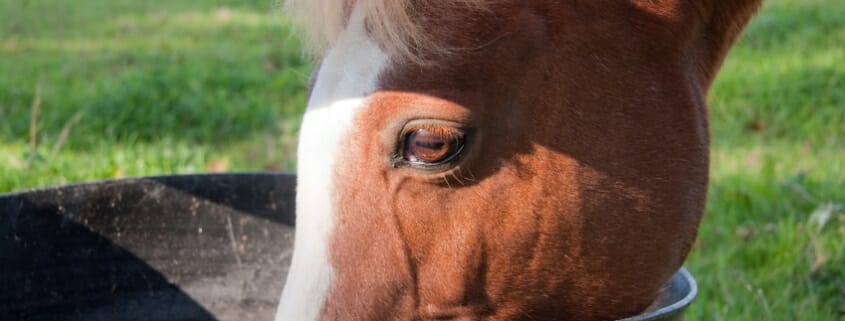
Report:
284,0,489,64
275,3,389,321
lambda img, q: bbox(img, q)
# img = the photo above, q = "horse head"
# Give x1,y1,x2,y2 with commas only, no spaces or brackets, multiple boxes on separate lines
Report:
277,1,762,320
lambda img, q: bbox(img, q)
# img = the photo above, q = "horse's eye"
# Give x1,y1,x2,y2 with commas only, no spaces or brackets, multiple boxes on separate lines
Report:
402,126,465,165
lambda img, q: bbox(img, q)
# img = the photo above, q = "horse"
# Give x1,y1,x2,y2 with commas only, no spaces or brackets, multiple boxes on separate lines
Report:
276,1,763,320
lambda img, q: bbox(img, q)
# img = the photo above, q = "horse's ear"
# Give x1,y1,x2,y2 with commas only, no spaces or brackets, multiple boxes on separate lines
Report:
694,0,764,89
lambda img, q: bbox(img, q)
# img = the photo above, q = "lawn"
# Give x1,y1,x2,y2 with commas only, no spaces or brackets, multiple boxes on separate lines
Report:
1,0,843,320
689,1,844,319
0,0,310,191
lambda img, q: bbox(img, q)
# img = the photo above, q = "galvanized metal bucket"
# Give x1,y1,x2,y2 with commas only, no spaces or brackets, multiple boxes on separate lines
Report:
0,174,696,321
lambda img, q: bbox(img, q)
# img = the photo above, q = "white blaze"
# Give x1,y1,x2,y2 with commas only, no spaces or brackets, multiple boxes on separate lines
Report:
275,4,389,321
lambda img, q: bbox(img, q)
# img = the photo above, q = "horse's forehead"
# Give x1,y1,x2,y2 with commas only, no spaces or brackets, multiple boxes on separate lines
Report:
342,1,703,65
275,3,390,321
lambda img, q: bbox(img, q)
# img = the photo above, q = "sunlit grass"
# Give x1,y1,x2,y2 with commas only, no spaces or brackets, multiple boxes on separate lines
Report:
690,0,844,319
0,0,308,193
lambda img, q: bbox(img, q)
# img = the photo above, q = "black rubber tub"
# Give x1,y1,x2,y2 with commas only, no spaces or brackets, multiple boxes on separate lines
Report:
0,173,697,321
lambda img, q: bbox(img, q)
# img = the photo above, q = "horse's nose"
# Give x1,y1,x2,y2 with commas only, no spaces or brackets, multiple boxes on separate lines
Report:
419,304,480,321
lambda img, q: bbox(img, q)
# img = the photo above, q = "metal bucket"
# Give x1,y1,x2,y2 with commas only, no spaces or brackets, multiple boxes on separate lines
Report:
0,174,696,321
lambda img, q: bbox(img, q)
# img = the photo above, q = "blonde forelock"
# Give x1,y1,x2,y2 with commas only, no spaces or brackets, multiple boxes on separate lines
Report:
284,0,489,64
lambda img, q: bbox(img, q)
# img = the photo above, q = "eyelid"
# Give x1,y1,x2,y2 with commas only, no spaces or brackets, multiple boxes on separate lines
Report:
402,124,465,142
399,119,469,136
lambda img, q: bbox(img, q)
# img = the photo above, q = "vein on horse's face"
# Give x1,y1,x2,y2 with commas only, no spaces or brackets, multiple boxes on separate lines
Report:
275,3,389,321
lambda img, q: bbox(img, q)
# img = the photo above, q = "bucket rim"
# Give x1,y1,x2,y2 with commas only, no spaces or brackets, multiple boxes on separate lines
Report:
620,267,698,321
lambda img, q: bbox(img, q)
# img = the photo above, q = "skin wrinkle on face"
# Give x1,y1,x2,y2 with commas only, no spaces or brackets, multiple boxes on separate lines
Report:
274,4,389,321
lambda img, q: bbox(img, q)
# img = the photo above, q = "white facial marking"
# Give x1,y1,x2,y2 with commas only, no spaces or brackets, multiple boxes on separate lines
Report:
275,4,389,321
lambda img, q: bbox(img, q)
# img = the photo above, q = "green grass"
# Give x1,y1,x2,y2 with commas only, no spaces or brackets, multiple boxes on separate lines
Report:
1,0,843,320
0,0,310,191
690,0,845,320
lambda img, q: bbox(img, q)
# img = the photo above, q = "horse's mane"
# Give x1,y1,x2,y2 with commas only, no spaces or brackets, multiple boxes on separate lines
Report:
285,0,487,63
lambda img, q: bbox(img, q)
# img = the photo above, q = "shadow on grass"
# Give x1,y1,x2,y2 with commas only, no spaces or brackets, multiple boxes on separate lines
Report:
0,0,281,37
740,1,845,51
710,63,845,145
